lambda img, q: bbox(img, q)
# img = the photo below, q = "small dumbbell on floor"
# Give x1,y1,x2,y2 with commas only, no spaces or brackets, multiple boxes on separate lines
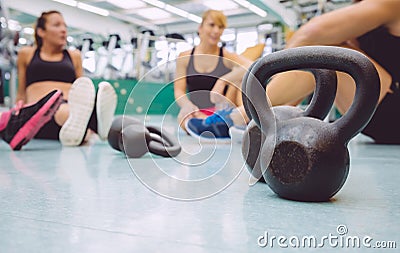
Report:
107,115,181,158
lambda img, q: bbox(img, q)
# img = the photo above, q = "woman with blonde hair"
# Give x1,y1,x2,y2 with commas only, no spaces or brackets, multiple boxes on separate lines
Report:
174,9,252,137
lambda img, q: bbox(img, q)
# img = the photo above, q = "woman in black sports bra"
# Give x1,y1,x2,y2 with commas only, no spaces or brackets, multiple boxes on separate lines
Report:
220,0,400,144
15,10,117,146
174,10,252,129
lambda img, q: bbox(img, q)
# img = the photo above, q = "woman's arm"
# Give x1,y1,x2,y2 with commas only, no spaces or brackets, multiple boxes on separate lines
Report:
174,51,203,123
217,49,253,90
265,0,400,106
16,47,32,103
69,49,83,78
174,51,194,108
210,49,253,104
287,0,400,48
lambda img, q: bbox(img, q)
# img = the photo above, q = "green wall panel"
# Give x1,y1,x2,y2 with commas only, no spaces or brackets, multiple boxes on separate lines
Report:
4,77,178,115
92,79,179,116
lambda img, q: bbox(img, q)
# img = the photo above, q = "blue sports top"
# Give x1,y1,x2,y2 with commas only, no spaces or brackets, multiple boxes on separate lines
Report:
25,48,76,87
186,47,231,108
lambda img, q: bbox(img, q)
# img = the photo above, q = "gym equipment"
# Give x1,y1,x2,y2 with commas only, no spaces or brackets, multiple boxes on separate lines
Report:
108,115,142,151
243,46,380,201
242,66,337,183
80,37,94,61
108,115,181,158
164,33,186,82
0,5,19,106
76,31,190,82
81,36,96,76
95,34,124,80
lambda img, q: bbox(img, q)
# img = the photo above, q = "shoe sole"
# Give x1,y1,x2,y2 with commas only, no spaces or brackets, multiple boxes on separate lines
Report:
229,126,246,144
184,119,231,144
59,77,96,146
96,81,117,140
10,90,63,150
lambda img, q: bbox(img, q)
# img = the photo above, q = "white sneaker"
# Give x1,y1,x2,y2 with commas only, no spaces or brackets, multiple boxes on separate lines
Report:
96,81,117,140
229,125,246,144
59,77,96,146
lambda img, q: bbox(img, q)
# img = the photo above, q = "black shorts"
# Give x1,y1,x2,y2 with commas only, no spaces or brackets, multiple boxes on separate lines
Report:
34,100,67,140
35,116,61,140
362,80,400,144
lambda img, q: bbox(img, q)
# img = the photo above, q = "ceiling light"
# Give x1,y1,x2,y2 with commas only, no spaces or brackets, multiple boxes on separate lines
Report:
106,0,146,9
164,4,188,18
77,2,110,16
203,0,238,11
249,5,267,17
231,0,250,8
51,0,109,16
137,7,171,20
187,14,202,23
52,0,77,7
232,0,267,17
142,0,202,23
142,0,166,9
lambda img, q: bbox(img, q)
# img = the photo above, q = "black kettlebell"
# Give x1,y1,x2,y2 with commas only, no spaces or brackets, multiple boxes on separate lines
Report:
244,46,380,201
108,115,181,158
242,67,338,182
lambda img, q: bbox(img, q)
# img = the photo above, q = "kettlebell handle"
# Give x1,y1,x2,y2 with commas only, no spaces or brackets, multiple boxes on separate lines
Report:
303,69,337,119
246,46,380,143
146,126,181,157
242,66,337,121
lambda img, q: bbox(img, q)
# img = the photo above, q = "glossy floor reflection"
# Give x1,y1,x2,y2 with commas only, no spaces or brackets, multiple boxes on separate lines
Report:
0,116,399,252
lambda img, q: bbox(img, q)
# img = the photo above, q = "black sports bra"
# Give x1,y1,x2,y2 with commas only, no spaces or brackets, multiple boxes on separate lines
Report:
358,25,400,82
186,47,231,108
25,48,76,87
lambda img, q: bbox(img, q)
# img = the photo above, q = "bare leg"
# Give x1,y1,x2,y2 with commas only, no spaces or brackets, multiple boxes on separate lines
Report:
54,103,69,126
224,85,239,106
335,59,392,114
234,53,392,123
266,71,315,106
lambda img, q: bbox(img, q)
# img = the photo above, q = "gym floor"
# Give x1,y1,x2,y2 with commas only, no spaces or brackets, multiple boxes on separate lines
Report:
0,115,399,252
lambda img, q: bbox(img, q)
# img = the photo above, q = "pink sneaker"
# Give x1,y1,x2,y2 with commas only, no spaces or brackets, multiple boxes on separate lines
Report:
0,90,63,150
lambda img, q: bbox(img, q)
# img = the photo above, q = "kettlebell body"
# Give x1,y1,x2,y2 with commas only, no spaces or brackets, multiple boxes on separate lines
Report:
262,117,349,201
244,46,380,201
242,68,337,183
242,120,265,179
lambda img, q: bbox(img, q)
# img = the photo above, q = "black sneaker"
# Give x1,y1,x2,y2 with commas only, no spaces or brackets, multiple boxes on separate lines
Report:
0,90,63,150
